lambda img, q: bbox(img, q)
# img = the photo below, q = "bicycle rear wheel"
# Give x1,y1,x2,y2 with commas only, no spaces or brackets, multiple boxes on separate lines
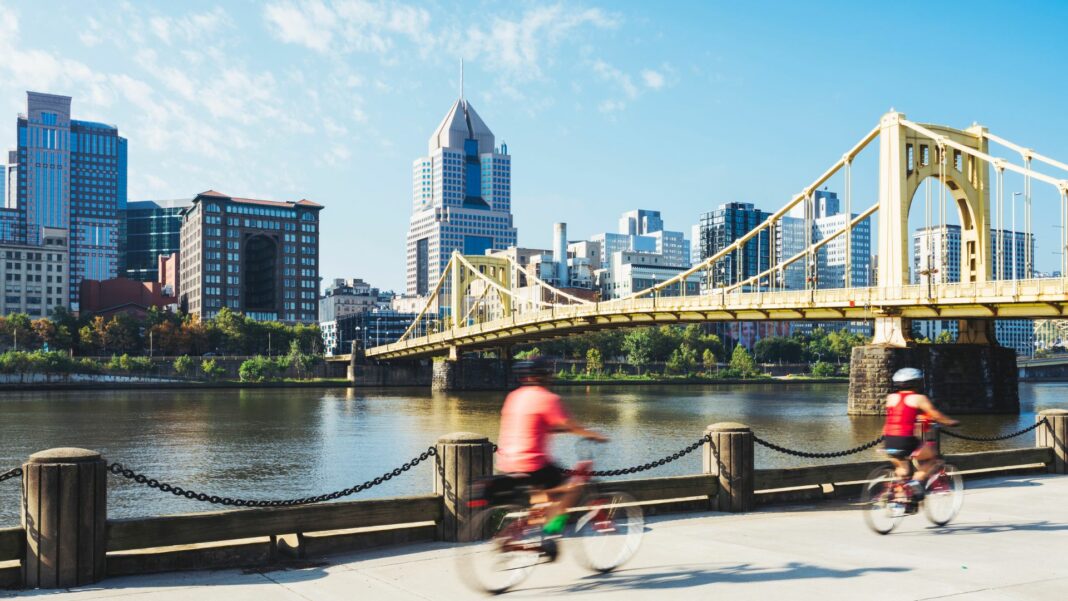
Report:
861,466,906,535
924,463,963,526
456,504,540,594
572,490,644,573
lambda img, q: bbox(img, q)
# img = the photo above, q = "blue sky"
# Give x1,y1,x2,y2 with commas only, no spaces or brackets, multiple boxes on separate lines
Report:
2,1,1067,289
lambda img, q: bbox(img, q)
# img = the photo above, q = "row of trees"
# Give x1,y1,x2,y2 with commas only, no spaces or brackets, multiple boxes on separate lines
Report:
0,307,321,357
516,325,870,374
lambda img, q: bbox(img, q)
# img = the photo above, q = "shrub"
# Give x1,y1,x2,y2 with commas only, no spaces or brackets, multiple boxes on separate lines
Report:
239,356,283,382
811,361,837,377
201,358,226,381
173,355,193,376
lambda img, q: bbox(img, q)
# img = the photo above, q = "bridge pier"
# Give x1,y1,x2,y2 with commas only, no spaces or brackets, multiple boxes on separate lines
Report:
431,351,512,392
848,342,1019,415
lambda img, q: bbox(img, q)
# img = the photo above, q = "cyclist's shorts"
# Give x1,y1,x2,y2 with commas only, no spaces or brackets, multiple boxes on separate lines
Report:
523,463,566,489
884,435,920,459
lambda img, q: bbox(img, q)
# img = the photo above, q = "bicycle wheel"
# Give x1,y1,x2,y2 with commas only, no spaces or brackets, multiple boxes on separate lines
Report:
861,466,906,535
924,464,963,526
572,490,644,573
456,504,540,594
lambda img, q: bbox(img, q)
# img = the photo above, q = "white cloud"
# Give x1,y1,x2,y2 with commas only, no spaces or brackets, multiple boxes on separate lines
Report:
642,69,665,90
263,1,334,53
592,59,637,99
150,7,230,45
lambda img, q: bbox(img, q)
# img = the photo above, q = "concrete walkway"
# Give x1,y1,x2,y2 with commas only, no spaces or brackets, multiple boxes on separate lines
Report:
5,474,1067,600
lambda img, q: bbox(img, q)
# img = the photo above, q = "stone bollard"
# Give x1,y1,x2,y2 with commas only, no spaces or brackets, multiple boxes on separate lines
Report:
1037,409,1068,474
702,423,754,512
22,448,106,589
434,433,494,542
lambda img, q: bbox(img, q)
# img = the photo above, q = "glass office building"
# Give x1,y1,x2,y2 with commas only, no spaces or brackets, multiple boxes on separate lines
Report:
124,198,192,282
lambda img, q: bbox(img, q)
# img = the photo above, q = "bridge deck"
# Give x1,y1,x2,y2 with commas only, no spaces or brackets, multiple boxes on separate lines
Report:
14,473,1066,600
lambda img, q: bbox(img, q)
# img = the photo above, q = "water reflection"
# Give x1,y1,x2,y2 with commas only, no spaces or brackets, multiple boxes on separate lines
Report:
0,382,1064,525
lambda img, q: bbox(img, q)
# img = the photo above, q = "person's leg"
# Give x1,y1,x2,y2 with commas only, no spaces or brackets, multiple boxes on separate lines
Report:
889,456,910,479
912,445,937,481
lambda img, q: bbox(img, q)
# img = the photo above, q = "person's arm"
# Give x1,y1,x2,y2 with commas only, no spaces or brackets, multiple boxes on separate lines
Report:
915,395,960,427
545,395,608,442
557,418,608,442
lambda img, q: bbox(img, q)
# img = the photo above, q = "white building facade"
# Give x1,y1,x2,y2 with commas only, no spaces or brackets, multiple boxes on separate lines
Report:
405,96,517,298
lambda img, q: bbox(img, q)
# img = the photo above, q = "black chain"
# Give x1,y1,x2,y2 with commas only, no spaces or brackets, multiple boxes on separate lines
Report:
942,418,1048,442
753,434,885,459
107,446,436,507
0,467,22,484
566,434,712,477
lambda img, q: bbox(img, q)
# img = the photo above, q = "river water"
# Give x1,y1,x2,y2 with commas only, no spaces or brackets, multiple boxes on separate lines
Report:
1,382,1064,525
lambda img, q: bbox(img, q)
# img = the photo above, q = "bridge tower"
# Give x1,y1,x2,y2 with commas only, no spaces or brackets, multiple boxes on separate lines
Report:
852,112,1017,415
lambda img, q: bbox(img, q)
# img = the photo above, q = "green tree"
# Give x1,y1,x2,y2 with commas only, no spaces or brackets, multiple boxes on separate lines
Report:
811,360,837,377
201,358,226,381
514,347,541,360
286,339,320,379
729,344,757,377
173,355,193,377
622,328,655,374
585,347,603,375
665,344,698,375
934,330,954,344
702,348,717,374
754,336,805,364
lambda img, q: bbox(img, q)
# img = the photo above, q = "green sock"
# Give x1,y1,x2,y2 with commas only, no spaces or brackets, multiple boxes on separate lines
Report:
543,514,568,535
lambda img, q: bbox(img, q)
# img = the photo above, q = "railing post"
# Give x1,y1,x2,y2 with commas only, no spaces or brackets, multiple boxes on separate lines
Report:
434,433,494,542
22,448,106,589
1037,409,1068,474
702,423,754,512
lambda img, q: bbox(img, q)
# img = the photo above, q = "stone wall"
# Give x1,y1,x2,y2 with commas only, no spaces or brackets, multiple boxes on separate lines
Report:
349,361,431,387
431,358,511,391
849,344,1019,415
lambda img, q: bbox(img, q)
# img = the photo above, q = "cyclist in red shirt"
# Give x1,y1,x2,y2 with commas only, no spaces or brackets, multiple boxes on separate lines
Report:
884,367,959,500
497,357,607,539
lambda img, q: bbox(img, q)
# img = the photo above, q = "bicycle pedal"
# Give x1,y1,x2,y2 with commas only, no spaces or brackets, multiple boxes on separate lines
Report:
539,539,559,563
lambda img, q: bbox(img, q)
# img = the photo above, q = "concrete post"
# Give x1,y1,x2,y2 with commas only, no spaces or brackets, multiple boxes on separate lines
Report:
22,448,106,589
702,423,754,512
434,432,494,542
1037,409,1068,474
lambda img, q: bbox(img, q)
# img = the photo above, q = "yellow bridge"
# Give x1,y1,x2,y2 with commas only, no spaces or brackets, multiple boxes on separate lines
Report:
347,110,1068,362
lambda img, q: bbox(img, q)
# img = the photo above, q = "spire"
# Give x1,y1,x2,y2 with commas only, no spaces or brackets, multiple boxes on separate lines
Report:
460,58,464,101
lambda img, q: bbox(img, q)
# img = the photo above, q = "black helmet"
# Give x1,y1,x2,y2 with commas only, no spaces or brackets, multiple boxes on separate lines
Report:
514,357,553,379
892,367,924,391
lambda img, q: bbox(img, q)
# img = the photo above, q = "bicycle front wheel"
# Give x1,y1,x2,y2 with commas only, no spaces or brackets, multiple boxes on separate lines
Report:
456,504,540,595
572,490,644,573
924,464,963,526
861,466,905,535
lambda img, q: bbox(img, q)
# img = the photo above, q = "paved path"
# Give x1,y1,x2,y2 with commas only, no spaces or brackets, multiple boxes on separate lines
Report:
5,474,1068,600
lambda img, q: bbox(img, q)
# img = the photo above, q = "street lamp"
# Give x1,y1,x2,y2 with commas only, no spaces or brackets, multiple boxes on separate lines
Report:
375,317,382,346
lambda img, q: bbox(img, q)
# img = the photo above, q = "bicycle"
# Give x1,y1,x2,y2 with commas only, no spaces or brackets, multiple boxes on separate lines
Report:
860,425,964,534
456,441,644,594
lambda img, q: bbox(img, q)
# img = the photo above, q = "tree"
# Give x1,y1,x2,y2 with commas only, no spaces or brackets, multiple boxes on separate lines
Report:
811,360,837,377
622,329,655,374
935,330,954,344
754,336,804,364
200,358,226,381
31,319,57,350
585,348,603,376
173,355,193,377
702,348,717,374
104,315,141,354
666,344,698,375
286,339,319,379
514,347,541,360
729,344,757,377
0,313,34,350
80,316,110,354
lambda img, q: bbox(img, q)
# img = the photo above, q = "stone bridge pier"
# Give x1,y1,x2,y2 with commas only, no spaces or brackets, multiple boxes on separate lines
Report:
848,317,1019,415
431,346,513,392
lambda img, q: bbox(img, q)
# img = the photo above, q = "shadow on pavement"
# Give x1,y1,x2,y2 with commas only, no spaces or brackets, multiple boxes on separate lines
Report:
526,561,911,595
922,520,1068,535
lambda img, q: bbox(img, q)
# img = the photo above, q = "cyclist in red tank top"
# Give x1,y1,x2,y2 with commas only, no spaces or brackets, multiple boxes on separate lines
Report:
884,368,959,499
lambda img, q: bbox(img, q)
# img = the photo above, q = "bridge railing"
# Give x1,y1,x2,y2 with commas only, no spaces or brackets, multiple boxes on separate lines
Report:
3,410,1062,588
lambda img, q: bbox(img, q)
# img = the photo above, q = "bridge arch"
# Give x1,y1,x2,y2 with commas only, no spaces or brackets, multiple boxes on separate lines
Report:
879,113,991,287
449,254,513,328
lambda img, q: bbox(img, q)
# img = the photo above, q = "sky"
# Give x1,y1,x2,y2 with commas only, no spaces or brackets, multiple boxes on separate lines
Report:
2,0,1068,290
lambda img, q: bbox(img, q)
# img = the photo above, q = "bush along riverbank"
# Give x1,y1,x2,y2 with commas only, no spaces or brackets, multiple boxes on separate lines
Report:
0,346,347,388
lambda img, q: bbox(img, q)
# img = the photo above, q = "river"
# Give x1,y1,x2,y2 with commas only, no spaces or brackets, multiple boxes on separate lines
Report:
1,382,1064,525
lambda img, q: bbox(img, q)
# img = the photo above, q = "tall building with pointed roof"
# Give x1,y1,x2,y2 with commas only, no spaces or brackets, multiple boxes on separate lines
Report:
406,96,516,296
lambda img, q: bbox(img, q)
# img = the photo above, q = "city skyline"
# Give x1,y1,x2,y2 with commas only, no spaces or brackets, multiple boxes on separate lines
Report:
1,2,1067,291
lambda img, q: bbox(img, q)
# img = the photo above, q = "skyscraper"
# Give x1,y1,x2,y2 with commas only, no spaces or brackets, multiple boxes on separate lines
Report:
406,95,517,297
13,92,126,310
123,198,192,282
697,202,771,286
776,190,872,291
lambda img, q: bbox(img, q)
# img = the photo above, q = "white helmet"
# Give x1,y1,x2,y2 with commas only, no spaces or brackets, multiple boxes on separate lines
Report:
892,367,923,387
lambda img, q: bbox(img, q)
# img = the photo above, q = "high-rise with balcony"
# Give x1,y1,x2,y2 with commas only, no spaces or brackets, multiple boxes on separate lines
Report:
11,92,126,311
406,94,517,297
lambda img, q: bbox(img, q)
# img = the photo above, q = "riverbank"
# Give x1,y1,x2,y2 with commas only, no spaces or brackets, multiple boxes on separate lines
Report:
554,375,849,386
0,377,353,391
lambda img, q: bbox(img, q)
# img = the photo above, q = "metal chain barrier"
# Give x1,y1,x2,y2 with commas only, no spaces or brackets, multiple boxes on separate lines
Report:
0,467,22,484
752,434,885,459
107,446,437,507
566,434,712,477
942,418,1048,442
